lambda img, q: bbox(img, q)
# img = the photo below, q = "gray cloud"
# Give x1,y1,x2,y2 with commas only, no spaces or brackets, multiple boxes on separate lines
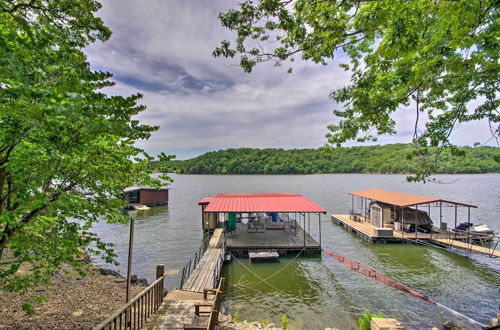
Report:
85,0,495,160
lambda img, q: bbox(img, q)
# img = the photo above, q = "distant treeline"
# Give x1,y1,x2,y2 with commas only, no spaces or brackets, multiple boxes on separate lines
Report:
152,144,500,175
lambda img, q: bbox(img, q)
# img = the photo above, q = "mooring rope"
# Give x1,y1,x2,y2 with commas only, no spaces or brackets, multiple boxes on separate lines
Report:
322,248,487,328
230,253,287,295
245,248,306,289
228,249,308,301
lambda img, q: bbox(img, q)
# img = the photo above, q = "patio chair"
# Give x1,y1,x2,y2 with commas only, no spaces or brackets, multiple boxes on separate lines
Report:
289,219,298,235
247,219,266,233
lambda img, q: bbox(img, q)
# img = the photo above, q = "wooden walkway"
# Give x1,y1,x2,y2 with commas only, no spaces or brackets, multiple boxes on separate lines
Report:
332,214,499,257
430,237,500,257
182,248,222,292
144,230,226,329
143,290,211,330
182,229,225,293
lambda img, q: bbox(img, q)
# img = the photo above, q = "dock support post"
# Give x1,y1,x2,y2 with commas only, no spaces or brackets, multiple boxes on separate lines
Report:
303,213,306,247
415,205,418,239
319,213,322,248
126,218,135,304
156,264,165,304
401,207,405,238
364,198,367,220
439,202,442,230
308,213,310,235
467,206,471,243
454,205,458,238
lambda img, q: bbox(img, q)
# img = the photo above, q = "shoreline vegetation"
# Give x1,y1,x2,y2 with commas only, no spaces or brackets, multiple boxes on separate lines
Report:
152,144,500,175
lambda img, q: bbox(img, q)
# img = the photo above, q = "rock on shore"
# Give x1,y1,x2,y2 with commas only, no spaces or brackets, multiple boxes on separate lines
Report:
0,266,146,329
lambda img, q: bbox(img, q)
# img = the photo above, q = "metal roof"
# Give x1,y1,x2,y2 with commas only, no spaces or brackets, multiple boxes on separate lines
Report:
124,186,169,193
349,189,477,208
201,193,326,213
198,198,214,205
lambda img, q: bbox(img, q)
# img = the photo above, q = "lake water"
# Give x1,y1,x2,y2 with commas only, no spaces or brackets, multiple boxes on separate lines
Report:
92,174,500,329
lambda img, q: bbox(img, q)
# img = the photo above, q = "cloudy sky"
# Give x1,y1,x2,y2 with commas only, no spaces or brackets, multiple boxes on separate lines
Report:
85,0,494,160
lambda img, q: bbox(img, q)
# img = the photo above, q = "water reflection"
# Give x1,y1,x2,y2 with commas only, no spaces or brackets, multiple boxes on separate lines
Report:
222,255,335,329
127,204,169,218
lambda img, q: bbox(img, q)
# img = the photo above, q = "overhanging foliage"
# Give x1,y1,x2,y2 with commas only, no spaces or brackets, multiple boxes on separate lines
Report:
214,0,500,181
0,0,173,292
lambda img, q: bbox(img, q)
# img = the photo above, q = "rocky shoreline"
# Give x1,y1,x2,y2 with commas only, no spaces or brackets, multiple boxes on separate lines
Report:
0,266,147,329
217,313,281,329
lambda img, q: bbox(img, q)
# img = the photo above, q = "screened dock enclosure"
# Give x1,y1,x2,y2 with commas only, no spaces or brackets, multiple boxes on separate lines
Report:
199,193,326,253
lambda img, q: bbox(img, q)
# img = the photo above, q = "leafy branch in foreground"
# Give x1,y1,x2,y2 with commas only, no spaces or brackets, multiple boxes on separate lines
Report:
0,0,172,293
214,0,500,181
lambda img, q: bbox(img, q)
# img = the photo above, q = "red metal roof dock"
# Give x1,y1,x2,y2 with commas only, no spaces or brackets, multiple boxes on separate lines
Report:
349,189,477,208
199,193,326,213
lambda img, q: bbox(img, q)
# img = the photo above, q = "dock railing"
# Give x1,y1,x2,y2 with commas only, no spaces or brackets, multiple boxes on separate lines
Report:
410,228,499,258
212,240,226,289
94,264,168,330
179,238,209,290
435,229,499,257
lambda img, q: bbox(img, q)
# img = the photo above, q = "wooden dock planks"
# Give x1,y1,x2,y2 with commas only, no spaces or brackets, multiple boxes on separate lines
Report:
431,237,500,257
143,290,210,330
208,228,224,248
183,247,222,293
332,214,376,237
225,224,320,251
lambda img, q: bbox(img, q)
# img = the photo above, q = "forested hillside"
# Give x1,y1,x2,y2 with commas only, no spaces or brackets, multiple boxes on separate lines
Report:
154,144,500,175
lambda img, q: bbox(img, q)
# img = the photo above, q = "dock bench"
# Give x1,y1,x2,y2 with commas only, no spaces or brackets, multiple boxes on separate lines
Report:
247,220,266,233
184,278,225,330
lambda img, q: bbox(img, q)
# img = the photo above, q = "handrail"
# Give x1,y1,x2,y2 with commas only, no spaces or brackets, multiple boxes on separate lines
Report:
94,265,168,330
426,228,499,258
179,238,209,289
212,240,226,288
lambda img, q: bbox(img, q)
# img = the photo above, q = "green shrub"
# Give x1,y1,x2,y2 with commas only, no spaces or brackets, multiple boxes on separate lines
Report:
358,310,384,330
282,314,289,330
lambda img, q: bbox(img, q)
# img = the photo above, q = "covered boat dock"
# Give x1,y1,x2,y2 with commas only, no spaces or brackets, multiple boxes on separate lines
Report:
199,193,326,254
346,188,477,235
332,189,499,257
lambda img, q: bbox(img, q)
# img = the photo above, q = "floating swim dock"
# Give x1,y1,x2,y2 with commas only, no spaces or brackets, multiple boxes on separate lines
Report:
248,250,280,262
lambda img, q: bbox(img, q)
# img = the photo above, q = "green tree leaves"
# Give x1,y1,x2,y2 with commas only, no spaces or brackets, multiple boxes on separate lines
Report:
166,145,500,175
214,0,500,181
0,0,171,292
